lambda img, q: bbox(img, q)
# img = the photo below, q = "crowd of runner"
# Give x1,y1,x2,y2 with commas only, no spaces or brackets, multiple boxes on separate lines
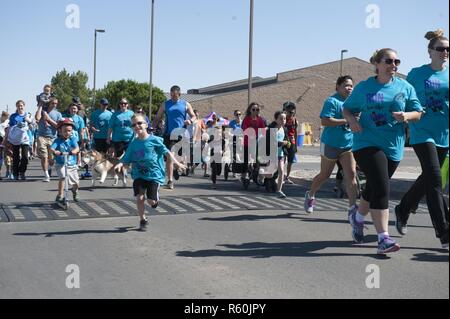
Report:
0,29,448,254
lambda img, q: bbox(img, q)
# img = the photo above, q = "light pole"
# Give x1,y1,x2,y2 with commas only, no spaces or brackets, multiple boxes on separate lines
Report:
340,49,348,76
93,29,105,110
149,0,155,121
247,0,254,107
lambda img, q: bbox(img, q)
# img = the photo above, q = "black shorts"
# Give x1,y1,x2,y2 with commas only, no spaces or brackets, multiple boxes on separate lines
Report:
94,139,110,153
286,144,297,164
163,135,183,156
112,141,130,158
133,179,160,201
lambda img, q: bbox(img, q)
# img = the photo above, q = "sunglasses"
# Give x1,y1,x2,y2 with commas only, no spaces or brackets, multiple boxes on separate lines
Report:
251,108,260,112
235,113,242,116
433,46,450,53
120,102,128,106
383,59,401,66
131,121,146,128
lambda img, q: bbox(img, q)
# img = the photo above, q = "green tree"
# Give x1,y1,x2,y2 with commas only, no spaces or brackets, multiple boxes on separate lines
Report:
51,69,91,114
95,79,165,116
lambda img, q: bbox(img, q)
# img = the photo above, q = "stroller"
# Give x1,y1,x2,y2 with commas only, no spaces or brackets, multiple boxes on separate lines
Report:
334,160,367,199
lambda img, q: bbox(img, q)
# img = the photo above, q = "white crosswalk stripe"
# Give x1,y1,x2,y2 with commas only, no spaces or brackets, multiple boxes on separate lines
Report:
224,196,257,209
70,203,90,217
10,209,25,221
53,209,69,218
191,198,221,211
88,202,110,216
239,196,274,208
162,200,188,213
32,208,48,219
173,198,205,212
105,201,132,215
207,197,240,210
254,196,292,209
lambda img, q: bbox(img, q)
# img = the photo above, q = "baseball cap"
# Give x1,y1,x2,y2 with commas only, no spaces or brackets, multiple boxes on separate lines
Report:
72,96,81,105
100,98,109,105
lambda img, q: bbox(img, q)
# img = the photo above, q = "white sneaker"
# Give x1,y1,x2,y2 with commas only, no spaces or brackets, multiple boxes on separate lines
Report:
284,177,294,185
43,175,50,183
276,191,287,199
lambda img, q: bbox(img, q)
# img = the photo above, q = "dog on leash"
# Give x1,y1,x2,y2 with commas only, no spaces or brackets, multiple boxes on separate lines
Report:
82,150,127,187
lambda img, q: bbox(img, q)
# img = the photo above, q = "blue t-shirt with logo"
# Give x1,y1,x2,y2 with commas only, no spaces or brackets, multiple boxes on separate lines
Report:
37,109,63,138
64,113,85,141
90,109,113,139
343,76,423,161
320,93,353,149
121,135,169,184
109,110,134,142
51,135,79,166
407,65,449,147
9,113,29,127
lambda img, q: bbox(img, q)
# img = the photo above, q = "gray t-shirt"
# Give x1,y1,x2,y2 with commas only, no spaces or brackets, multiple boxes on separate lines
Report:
37,109,62,138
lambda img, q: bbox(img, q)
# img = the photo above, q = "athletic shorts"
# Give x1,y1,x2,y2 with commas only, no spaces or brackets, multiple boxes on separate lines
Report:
112,141,130,158
164,135,183,156
320,143,352,161
55,164,80,186
286,144,297,164
133,179,160,201
94,139,110,153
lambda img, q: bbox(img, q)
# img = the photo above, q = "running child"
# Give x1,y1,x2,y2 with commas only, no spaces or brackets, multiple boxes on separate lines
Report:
114,114,187,230
51,118,80,208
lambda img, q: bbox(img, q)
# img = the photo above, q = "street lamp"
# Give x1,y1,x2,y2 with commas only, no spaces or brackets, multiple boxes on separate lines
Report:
149,0,155,121
247,0,254,107
340,49,348,76
93,29,106,109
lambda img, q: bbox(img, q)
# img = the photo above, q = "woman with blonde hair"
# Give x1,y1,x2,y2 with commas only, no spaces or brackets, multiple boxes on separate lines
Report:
395,29,449,249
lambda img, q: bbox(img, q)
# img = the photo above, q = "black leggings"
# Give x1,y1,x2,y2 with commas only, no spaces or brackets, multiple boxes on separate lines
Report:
353,147,399,210
12,144,29,176
398,143,449,238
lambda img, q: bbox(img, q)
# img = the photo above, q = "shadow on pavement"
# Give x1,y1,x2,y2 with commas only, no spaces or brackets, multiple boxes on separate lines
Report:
411,252,449,263
177,237,394,260
13,226,137,237
200,213,303,222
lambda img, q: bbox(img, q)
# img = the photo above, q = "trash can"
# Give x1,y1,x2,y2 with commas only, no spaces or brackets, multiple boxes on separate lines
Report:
297,134,305,148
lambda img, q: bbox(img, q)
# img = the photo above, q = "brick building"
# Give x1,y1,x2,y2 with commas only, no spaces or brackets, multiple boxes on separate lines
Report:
167,57,391,140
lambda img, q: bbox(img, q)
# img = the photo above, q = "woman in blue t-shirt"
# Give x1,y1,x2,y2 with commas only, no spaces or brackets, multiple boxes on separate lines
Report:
395,30,449,249
107,98,135,158
343,48,423,255
304,76,358,216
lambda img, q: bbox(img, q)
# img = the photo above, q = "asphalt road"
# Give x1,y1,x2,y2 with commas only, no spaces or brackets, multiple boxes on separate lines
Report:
0,146,448,299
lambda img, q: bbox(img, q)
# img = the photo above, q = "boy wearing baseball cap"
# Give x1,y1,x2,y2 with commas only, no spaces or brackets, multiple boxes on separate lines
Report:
51,118,80,208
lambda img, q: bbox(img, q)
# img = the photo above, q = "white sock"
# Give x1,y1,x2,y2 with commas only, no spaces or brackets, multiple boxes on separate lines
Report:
44,171,50,178
355,212,365,223
378,232,389,242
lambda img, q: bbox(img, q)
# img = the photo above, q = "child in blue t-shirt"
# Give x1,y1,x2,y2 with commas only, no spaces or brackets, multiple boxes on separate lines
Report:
51,119,80,208
114,114,186,230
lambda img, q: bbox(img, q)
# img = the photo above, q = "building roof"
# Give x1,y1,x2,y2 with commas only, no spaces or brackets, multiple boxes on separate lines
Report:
187,58,380,96
163,93,216,103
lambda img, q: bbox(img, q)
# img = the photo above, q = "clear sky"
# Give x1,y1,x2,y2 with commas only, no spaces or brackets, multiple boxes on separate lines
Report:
0,0,448,114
